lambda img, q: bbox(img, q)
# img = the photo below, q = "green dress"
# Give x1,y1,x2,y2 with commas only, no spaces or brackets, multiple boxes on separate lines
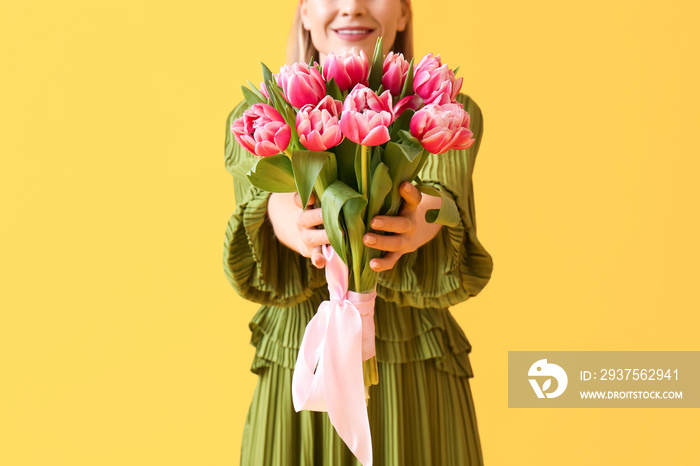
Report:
223,92,493,465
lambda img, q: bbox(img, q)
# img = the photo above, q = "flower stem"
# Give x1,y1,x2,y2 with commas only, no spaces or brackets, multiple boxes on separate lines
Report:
352,145,370,292
360,145,368,199
363,356,379,406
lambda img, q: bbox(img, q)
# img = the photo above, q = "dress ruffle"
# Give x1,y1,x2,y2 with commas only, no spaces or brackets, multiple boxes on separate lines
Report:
247,292,474,379
223,187,326,307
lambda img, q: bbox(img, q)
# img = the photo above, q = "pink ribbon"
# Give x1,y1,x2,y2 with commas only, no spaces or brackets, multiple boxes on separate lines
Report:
292,244,377,466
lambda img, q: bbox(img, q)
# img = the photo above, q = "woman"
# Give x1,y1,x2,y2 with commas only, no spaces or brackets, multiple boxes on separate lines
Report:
223,0,493,464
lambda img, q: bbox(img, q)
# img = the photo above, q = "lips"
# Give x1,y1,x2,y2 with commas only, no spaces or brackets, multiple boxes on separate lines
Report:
334,28,373,35
332,27,376,41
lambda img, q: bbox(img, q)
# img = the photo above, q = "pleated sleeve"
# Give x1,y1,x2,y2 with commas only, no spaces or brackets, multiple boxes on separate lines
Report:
376,93,494,308
222,100,326,306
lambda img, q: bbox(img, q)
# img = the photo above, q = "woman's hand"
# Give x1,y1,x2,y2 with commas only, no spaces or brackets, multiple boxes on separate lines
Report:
293,192,329,268
269,182,443,272
267,192,329,269
363,181,444,272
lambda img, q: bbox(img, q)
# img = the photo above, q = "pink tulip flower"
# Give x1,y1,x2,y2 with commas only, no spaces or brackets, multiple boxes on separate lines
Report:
409,103,475,154
413,53,463,105
322,48,370,92
393,94,424,118
296,96,344,152
339,84,394,146
382,52,410,96
231,103,291,157
276,62,326,109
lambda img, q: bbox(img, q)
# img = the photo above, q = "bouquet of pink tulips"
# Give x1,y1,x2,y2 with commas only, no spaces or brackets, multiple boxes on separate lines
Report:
230,37,474,466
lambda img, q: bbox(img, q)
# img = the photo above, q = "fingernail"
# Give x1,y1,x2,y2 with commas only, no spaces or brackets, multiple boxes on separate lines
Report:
371,218,385,228
370,260,380,269
364,234,376,245
403,183,412,193
318,210,323,220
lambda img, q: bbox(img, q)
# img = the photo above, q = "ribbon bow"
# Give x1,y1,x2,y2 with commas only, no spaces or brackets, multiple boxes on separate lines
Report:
292,244,377,466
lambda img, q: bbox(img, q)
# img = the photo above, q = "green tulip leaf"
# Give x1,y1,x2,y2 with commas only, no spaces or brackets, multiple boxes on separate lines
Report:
353,143,364,195
365,162,391,280
359,163,389,291
396,130,424,162
367,145,382,192
315,151,338,201
398,129,422,148
291,150,331,210
326,78,343,101
343,193,369,291
368,162,391,221
242,85,265,106
359,264,379,294
398,58,415,100
332,138,358,190
260,63,290,122
417,185,461,227
247,81,267,100
285,106,300,143
408,150,430,182
268,83,293,126
261,62,274,87
246,154,296,193
382,141,423,215
368,36,384,91
389,108,415,140
263,77,281,111
370,145,383,173
321,181,368,267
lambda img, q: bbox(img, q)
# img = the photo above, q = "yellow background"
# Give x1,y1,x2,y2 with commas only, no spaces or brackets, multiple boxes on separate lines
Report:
1,0,698,464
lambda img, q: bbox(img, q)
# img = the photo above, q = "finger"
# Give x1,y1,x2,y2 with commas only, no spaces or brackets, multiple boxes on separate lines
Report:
311,246,326,268
298,207,324,229
399,182,422,208
369,215,414,234
363,233,407,252
369,251,401,272
293,192,317,209
301,228,330,249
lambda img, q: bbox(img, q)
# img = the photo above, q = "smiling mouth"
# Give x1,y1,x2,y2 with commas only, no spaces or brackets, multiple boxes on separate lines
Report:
333,28,375,35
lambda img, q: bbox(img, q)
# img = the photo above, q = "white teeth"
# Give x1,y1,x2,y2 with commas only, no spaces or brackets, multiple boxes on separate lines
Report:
336,29,371,35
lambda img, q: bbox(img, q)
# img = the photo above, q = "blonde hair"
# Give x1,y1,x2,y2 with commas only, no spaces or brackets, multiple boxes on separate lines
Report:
286,1,414,64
